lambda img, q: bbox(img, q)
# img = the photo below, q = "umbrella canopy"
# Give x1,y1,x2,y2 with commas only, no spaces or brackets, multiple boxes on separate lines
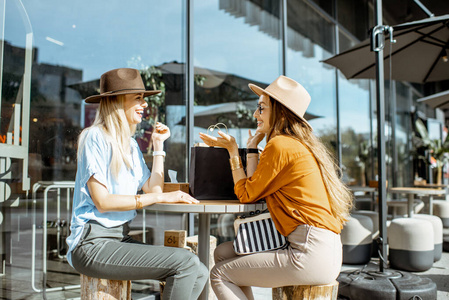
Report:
418,89,449,109
322,14,449,83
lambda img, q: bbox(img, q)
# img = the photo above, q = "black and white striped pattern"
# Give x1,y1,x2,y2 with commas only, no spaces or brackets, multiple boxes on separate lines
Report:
233,214,288,255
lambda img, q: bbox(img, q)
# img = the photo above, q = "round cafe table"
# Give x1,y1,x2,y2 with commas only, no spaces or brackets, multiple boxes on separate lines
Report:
414,183,449,201
388,187,446,217
145,200,267,300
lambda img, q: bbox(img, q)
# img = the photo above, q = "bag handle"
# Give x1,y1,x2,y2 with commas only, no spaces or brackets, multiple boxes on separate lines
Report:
207,123,229,136
238,208,269,219
193,123,229,147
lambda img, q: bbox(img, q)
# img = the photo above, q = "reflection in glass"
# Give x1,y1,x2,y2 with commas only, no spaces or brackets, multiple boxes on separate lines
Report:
339,76,370,185
5,0,187,183
394,82,413,187
337,0,371,42
3,1,188,297
286,1,337,157
193,0,281,148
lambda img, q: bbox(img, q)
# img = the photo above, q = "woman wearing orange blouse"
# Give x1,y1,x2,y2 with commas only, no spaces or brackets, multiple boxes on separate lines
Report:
199,75,353,300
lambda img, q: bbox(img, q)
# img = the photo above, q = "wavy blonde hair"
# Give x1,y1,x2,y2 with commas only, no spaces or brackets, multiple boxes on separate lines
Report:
78,95,136,179
267,97,353,225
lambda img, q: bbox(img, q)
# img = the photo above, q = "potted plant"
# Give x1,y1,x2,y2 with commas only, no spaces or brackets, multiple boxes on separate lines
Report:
413,119,449,185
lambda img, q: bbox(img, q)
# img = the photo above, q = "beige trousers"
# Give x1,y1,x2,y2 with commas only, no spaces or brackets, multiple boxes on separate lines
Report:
210,224,342,300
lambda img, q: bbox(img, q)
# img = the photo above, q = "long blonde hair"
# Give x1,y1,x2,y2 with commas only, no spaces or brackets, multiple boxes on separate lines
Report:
78,95,136,179
267,98,353,225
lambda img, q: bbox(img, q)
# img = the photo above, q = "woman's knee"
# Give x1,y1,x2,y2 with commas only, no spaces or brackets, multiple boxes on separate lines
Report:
183,253,207,273
183,254,209,285
210,261,225,283
210,265,219,282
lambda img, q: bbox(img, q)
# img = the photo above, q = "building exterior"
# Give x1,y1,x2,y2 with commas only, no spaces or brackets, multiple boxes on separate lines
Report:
2,0,449,298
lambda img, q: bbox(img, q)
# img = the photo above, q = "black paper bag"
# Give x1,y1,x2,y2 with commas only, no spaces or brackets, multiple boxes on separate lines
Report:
189,147,246,200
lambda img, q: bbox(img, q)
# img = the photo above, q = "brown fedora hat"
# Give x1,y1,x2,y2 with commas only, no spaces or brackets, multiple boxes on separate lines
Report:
248,75,312,129
85,68,161,103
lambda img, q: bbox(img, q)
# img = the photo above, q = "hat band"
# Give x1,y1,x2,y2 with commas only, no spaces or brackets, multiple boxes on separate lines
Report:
103,88,146,94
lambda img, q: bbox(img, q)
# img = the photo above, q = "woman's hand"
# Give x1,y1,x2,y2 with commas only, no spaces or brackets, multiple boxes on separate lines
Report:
152,122,171,144
199,131,239,155
247,129,264,148
162,191,199,204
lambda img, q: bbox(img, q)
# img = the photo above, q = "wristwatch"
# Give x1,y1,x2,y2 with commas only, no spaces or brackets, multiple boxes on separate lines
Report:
247,148,259,154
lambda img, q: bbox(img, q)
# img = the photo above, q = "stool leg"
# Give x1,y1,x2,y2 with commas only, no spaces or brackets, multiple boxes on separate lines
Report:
80,274,132,300
272,282,339,300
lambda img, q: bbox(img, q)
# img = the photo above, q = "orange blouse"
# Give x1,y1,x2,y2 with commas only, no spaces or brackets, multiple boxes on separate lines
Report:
235,135,342,235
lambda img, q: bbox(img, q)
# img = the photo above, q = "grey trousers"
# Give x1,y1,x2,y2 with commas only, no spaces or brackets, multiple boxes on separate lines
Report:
210,224,342,300
71,221,208,300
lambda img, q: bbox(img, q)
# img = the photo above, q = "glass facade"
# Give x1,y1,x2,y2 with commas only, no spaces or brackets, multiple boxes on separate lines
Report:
286,0,337,143
193,0,282,147
338,76,371,185
394,82,413,187
0,0,442,298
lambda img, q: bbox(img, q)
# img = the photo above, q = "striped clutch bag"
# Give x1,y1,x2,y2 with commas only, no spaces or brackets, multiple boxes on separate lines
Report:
233,211,288,255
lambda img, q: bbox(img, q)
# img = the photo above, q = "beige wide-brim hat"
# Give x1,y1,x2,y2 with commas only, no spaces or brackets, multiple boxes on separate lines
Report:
248,75,312,130
85,68,161,103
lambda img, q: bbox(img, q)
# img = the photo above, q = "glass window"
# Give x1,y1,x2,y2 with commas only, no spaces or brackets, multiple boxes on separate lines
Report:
337,0,371,42
287,0,334,54
6,1,186,184
338,30,359,53
2,1,34,192
192,0,282,246
3,1,187,296
193,0,282,148
392,82,413,187
339,76,371,185
286,0,337,155
312,0,334,17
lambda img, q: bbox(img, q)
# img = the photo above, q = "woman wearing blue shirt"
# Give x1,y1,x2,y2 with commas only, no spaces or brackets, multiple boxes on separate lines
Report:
66,68,208,300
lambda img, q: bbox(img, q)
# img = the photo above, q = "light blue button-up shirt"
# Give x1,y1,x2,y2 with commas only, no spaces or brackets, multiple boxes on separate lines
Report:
66,126,151,266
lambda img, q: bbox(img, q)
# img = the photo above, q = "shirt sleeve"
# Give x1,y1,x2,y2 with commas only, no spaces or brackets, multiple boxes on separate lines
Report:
234,139,293,203
78,128,110,191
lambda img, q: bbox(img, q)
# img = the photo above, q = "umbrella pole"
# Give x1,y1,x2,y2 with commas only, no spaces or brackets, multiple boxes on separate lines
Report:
373,0,388,274
337,2,438,298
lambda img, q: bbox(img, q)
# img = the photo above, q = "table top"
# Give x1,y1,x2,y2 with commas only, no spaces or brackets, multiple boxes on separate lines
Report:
414,183,448,188
144,200,267,214
349,186,377,192
389,187,446,195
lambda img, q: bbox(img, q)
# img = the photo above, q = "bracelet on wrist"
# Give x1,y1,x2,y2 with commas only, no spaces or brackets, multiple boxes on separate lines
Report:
246,148,259,154
229,156,243,171
247,153,259,158
135,194,143,209
153,150,166,157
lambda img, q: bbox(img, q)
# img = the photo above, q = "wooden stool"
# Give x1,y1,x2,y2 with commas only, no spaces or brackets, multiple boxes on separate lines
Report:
80,273,132,300
272,281,339,300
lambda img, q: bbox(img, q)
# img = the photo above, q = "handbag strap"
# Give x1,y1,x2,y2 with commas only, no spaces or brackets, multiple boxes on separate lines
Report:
207,123,229,135
238,208,269,219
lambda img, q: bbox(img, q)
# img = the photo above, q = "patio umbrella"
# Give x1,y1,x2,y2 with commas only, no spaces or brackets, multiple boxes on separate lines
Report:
418,89,449,109
323,10,449,280
323,14,449,83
